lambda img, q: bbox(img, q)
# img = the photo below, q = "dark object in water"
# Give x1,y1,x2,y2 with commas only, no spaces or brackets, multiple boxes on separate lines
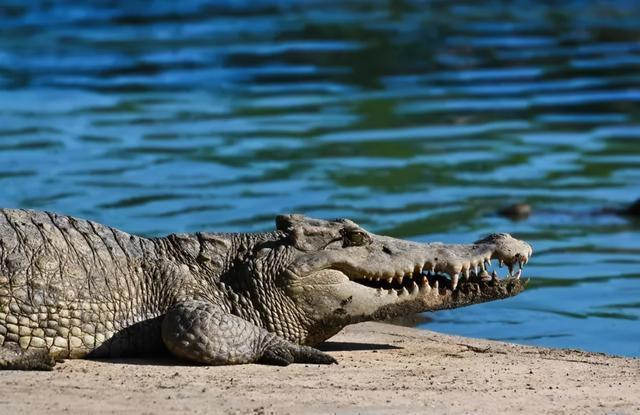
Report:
497,203,532,220
622,198,640,216
497,198,640,221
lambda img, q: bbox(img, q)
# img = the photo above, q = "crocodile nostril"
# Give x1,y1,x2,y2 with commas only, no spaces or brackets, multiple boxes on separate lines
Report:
382,246,393,255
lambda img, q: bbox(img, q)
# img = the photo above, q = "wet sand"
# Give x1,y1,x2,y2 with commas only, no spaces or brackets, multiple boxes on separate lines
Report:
1,322,638,414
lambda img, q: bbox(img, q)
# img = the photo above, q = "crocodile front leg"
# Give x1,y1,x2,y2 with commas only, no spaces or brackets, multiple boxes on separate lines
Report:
161,300,336,366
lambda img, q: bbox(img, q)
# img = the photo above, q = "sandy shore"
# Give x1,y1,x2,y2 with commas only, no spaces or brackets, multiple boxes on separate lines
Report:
1,322,638,415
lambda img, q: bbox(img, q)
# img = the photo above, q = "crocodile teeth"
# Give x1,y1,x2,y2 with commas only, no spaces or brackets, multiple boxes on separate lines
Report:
400,287,409,296
451,273,459,291
410,281,419,293
463,268,470,280
514,269,522,279
492,270,499,281
386,277,394,284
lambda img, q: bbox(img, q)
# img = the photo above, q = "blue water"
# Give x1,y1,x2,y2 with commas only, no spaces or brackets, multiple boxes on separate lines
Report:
1,0,639,356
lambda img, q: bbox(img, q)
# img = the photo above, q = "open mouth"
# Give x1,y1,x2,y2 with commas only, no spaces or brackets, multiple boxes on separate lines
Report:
348,258,526,296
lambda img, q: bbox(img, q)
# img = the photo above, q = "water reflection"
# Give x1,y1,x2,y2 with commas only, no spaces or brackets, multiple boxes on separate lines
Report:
0,0,639,356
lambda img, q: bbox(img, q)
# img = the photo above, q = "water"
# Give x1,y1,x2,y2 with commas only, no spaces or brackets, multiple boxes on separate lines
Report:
1,0,639,356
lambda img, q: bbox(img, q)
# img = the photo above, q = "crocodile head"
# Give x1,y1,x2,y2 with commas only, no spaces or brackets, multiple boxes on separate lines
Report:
271,215,532,345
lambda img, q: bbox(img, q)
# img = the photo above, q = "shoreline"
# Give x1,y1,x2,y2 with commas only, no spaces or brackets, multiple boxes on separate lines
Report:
1,322,638,414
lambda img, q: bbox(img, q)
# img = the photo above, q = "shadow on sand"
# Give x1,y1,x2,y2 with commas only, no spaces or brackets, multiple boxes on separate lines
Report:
317,341,401,352
85,341,401,366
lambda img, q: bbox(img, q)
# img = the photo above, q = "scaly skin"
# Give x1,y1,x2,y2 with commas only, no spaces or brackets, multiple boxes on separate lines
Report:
0,209,532,369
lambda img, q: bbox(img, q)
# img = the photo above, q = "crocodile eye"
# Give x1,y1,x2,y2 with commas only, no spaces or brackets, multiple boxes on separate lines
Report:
342,229,370,247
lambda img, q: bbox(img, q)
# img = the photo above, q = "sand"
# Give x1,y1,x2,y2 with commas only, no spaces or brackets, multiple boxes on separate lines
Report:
1,322,638,415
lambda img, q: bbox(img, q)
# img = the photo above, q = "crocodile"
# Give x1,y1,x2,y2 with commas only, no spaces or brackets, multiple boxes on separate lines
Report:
0,209,532,370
